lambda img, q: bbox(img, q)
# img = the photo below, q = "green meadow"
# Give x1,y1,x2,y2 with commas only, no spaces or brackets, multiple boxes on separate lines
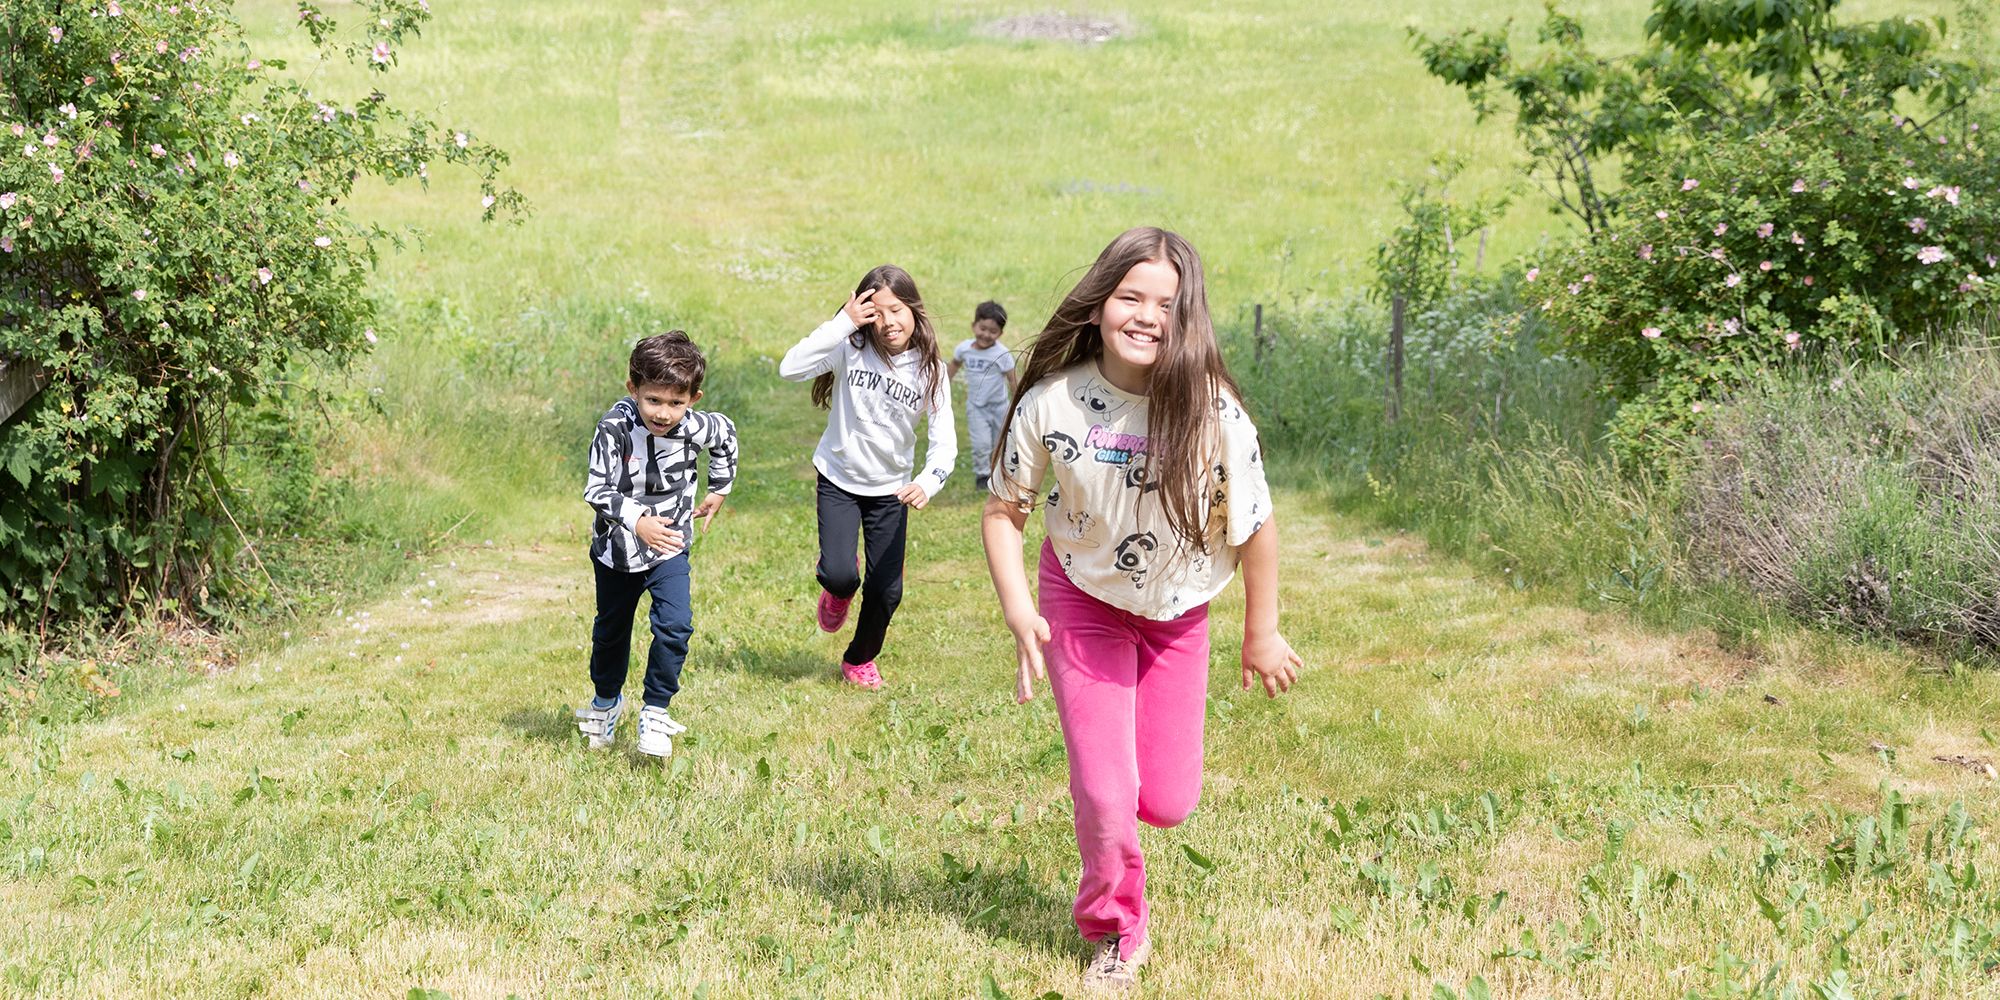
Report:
6,1,1999,997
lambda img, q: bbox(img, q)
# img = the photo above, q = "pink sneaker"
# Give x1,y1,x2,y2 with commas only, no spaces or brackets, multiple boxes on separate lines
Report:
840,659,884,689
816,590,853,633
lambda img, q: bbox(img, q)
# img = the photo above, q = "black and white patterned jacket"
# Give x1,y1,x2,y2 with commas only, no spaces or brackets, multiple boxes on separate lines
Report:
584,398,738,572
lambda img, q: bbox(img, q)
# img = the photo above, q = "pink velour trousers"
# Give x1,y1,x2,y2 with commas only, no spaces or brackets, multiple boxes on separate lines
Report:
1038,540,1211,960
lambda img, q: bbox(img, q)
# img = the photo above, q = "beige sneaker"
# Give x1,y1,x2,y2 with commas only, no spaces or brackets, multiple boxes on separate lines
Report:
1082,935,1152,991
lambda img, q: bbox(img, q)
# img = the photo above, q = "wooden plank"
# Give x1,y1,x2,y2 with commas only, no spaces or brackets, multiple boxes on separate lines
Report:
0,358,47,425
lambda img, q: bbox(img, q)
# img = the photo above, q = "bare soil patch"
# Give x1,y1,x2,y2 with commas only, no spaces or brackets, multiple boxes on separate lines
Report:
976,12,1129,44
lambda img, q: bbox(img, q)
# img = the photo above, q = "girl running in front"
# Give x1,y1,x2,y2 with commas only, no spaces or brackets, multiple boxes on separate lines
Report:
780,265,956,689
980,226,1302,991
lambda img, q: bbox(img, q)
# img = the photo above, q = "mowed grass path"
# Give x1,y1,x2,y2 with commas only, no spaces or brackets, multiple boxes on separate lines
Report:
8,0,2000,996
6,467,2000,997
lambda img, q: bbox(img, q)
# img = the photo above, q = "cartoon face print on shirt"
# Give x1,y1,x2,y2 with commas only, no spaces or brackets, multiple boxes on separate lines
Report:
1065,509,1099,547
1123,451,1159,494
1215,394,1248,424
1042,430,1082,464
1073,378,1131,419
1112,532,1157,588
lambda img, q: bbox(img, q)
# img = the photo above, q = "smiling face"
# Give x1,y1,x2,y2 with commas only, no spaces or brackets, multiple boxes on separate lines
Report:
1090,258,1179,393
870,287,916,355
971,317,1003,349
627,381,700,436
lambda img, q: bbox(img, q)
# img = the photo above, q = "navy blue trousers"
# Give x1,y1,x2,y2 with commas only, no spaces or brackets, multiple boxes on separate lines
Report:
589,551,692,709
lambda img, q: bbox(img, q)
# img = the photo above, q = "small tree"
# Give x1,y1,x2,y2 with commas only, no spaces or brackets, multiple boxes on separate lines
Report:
1373,155,1510,424
1373,154,1508,312
0,0,521,625
1412,1,1992,236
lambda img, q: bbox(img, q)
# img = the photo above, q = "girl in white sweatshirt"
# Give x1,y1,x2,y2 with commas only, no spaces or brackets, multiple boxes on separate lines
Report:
779,265,956,688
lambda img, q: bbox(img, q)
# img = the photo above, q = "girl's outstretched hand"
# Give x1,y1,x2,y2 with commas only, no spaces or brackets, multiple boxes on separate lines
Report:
842,286,879,327
893,483,929,509
1241,629,1302,698
1008,611,1051,703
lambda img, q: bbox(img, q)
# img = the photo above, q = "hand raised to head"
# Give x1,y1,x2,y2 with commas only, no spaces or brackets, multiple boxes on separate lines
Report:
842,286,880,327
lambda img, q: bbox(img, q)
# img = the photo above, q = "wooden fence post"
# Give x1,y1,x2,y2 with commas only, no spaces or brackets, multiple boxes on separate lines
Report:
0,358,46,426
1475,227,1489,273
1386,295,1406,424
1252,303,1266,366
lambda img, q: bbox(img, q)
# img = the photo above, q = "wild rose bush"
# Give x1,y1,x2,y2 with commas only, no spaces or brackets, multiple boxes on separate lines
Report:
0,0,521,623
1531,98,2000,456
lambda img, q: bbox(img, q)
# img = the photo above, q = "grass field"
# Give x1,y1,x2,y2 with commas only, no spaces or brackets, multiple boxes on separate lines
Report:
7,1,2000,997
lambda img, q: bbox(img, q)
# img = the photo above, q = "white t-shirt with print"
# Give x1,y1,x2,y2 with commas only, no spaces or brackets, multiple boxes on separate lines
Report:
953,339,1017,409
991,361,1271,621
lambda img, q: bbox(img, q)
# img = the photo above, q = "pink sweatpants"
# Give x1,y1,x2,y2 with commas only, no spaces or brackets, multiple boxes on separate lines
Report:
1038,540,1211,960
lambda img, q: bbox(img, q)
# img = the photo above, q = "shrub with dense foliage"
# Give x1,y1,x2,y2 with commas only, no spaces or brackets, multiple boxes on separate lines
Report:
1533,97,2000,453
0,0,519,626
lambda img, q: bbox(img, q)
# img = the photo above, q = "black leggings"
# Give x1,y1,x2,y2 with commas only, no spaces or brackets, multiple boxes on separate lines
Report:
815,473,908,666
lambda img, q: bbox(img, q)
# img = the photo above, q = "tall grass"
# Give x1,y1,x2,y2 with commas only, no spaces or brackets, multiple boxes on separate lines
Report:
1224,282,1676,600
1236,280,2000,663
1687,340,2000,657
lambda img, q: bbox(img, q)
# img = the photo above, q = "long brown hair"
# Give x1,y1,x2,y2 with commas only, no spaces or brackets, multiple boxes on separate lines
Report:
995,227,1243,551
810,264,944,411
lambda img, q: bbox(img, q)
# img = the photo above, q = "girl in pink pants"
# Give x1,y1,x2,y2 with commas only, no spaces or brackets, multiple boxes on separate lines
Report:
981,227,1303,992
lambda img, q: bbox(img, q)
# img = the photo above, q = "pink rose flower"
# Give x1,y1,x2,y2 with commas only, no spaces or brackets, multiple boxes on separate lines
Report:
1682,178,1698,191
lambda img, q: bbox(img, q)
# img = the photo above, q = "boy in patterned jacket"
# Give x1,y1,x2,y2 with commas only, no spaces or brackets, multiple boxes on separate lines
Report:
576,331,738,757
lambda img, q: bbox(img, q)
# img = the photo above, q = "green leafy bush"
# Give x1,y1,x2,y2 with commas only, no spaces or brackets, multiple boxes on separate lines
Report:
0,0,519,624
1532,97,2000,454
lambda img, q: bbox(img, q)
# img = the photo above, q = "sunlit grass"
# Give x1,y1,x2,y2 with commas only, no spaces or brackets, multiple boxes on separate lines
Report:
6,0,1995,996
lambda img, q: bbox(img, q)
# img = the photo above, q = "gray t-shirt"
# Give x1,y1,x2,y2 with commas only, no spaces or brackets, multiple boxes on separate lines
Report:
953,339,1017,409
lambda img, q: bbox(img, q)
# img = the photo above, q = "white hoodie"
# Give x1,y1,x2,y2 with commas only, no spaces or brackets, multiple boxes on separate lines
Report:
780,312,956,499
